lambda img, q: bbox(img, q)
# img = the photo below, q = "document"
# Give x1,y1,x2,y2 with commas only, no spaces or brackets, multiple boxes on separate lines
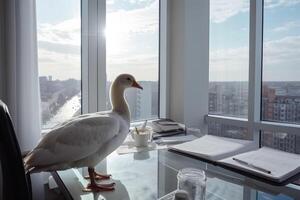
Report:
220,147,300,182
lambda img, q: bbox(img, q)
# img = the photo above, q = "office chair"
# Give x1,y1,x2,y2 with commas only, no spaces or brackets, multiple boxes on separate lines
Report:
0,100,32,200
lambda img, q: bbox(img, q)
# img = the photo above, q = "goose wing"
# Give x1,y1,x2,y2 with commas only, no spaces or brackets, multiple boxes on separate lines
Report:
25,114,120,168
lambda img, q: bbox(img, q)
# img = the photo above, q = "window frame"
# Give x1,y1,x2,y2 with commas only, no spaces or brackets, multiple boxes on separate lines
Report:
159,0,169,119
206,0,300,145
82,0,106,114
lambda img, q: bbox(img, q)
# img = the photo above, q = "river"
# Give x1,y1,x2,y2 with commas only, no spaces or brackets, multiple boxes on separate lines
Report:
43,93,81,129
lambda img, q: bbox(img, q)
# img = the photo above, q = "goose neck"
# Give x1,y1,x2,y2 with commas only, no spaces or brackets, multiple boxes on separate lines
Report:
110,85,130,122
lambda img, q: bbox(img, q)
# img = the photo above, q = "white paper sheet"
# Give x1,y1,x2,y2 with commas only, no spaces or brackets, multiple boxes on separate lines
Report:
220,147,300,182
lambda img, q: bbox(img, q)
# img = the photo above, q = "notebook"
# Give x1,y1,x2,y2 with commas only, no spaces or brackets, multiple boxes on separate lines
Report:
169,135,257,161
220,147,300,183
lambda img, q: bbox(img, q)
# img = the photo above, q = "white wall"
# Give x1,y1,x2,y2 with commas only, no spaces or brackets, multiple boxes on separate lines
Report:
169,0,185,123
168,0,209,133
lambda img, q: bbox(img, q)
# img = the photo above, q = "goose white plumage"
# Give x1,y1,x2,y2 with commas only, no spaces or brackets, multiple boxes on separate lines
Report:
24,74,143,192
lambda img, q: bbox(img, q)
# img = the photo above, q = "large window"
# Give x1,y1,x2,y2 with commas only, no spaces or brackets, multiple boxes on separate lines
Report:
208,0,300,154
261,0,300,153
209,0,251,140
106,0,159,121
262,1,300,124
36,0,81,129
209,0,249,119
36,0,160,128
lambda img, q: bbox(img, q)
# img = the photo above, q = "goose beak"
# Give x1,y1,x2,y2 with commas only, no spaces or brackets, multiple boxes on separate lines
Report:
132,80,143,90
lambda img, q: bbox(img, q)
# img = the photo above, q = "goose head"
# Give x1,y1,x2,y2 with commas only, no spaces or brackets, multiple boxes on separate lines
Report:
110,74,143,122
113,74,143,90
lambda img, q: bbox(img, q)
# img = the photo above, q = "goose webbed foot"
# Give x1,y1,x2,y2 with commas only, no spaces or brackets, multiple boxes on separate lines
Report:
83,182,115,192
83,167,115,192
84,171,112,180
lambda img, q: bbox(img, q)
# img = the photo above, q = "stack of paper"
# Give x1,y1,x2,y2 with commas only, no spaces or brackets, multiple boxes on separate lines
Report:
151,119,184,133
169,135,257,161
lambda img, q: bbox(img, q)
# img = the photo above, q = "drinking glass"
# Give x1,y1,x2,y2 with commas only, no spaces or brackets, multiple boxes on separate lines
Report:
177,168,206,200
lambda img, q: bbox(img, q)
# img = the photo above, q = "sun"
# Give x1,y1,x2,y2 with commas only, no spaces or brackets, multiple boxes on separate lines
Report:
105,13,128,55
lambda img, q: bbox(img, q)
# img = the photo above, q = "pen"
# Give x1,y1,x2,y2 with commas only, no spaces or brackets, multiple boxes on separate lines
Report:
232,157,271,174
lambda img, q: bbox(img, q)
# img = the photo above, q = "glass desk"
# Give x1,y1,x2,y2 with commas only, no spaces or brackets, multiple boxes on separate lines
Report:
52,149,300,200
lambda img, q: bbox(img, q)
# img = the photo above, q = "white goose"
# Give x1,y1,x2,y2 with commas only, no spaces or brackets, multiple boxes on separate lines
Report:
24,74,143,192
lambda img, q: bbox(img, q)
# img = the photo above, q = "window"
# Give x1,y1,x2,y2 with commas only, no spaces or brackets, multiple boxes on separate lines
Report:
208,0,251,140
106,0,159,121
36,0,81,129
261,0,300,153
262,2,300,125
36,0,160,129
208,121,250,140
209,0,250,119
207,0,300,155
262,131,300,154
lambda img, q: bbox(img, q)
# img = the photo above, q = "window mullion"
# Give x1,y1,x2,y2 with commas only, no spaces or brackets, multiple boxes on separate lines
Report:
248,0,263,144
81,0,89,114
82,0,99,113
255,121,300,136
97,0,106,112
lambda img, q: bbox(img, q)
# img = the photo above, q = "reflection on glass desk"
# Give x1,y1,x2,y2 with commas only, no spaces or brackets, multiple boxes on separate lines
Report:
52,149,300,200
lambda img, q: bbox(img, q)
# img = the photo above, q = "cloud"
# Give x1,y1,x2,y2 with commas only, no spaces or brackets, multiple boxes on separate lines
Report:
272,21,300,32
37,18,80,45
107,53,159,81
210,0,249,23
264,0,300,8
107,53,158,68
263,35,300,65
210,35,300,81
37,0,159,81
38,48,81,80
38,41,80,55
106,0,159,81
263,36,300,81
37,17,81,80
210,46,249,81
211,0,300,23
107,0,115,5
106,0,159,35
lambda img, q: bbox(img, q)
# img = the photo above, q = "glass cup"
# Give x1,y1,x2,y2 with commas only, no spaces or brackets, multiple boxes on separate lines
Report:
177,168,206,200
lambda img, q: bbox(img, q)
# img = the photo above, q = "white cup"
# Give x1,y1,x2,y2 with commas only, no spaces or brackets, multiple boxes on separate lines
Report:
131,127,152,147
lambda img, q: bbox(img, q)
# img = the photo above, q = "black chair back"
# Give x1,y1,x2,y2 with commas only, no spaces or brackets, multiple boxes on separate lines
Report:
0,100,32,200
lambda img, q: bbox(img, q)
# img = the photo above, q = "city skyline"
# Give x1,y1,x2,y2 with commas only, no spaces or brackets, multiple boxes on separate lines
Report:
209,81,300,154
39,75,158,128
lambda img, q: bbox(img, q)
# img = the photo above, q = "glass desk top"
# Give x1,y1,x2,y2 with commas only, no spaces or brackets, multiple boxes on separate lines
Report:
53,149,300,200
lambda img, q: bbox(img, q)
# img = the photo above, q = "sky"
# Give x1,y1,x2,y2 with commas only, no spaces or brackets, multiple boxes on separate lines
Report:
36,0,159,81
210,0,300,82
36,0,300,82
